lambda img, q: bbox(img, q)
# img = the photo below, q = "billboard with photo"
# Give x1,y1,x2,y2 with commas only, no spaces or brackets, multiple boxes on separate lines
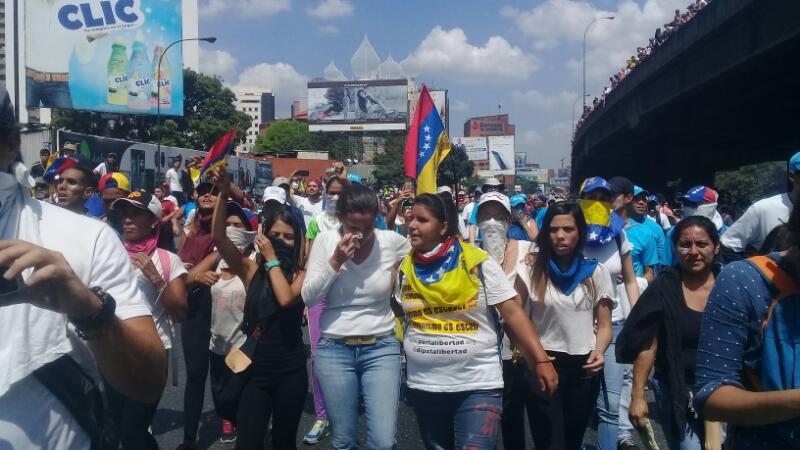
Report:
487,135,515,175
308,79,408,132
453,136,487,161
410,89,448,131
23,0,184,116
515,152,527,170
518,168,550,184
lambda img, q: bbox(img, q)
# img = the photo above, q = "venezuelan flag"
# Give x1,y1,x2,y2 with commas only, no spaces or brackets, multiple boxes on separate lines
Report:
194,129,237,183
404,85,451,195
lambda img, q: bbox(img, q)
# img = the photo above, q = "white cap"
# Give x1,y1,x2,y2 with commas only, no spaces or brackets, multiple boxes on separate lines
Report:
436,185,453,195
477,191,511,214
482,177,503,187
262,186,287,204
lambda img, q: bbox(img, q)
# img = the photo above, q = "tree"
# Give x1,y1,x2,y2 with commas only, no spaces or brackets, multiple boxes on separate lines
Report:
437,144,474,187
715,161,785,217
253,120,313,154
51,69,251,150
371,135,407,188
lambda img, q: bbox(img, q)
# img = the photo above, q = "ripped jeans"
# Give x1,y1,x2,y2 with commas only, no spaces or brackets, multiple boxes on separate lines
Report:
408,388,503,450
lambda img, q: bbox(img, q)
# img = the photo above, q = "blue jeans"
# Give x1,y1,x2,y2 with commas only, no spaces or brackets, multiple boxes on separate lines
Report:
26,76,73,109
596,321,635,450
315,335,401,450
408,388,502,450
652,378,703,450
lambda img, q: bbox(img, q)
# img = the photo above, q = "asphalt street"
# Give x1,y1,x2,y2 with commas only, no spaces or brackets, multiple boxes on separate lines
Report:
154,324,667,449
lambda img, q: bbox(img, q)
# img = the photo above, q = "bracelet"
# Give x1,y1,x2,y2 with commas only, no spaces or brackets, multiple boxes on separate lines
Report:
264,260,280,271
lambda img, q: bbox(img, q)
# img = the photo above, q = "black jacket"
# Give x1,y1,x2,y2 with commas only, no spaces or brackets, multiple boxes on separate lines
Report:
616,267,692,431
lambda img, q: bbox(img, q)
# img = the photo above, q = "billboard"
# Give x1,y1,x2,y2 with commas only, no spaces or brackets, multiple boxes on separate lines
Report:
410,89,448,131
453,136,487,161
515,152,527,170
24,0,184,116
487,135,515,175
518,168,550,184
308,79,408,132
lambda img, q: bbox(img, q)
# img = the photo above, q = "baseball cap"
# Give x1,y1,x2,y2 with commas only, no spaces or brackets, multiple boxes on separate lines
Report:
111,190,162,218
98,172,130,192
482,178,503,188
226,201,258,231
579,176,612,195
633,185,650,197
436,186,453,195
62,142,77,153
272,176,290,187
107,152,118,158
262,186,287,204
510,194,527,208
681,185,718,204
0,84,15,126
789,151,800,173
477,192,511,214
195,181,215,196
609,176,634,196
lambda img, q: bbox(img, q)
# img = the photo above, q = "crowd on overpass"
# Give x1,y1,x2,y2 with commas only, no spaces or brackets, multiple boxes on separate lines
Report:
575,0,711,135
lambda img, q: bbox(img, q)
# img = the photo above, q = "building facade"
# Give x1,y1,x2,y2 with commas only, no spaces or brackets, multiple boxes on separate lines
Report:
234,87,273,153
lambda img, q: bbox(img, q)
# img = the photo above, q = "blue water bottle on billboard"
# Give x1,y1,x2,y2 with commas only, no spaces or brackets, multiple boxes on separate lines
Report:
128,41,152,111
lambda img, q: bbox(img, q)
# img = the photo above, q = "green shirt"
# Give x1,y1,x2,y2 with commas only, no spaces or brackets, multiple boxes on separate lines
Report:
307,216,320,240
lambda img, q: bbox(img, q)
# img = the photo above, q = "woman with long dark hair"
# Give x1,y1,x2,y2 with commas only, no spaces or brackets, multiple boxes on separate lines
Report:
617,216,723,450
401,193,557,449
302,183,410,450
211,169,307,449
523,201,614,450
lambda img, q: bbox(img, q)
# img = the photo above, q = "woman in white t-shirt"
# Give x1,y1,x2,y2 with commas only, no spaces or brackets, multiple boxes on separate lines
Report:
522,201,614,450
302,184,411,450
109,191,188,450
399,193,557,450
578,177,642,450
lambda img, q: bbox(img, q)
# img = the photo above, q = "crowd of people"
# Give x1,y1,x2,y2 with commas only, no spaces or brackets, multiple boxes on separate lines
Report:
576,0,711,133
2,76,800,450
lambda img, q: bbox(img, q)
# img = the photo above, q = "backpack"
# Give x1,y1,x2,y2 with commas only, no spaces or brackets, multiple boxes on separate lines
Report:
745,255,800,391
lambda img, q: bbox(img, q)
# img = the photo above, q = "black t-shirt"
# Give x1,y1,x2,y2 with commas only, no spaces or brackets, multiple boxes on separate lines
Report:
679,302,704,386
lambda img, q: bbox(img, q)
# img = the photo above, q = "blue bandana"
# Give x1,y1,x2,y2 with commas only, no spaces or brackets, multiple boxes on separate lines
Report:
548,256,598,295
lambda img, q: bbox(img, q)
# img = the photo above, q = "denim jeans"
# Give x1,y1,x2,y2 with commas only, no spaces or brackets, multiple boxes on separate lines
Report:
652,377,704,450
315,335,401,450
26,76,73,109
308,301,327,420
596,321,635,450
408,388,503,450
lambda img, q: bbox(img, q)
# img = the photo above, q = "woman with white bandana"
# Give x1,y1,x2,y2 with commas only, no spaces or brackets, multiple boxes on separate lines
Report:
662,186,728,266
211,168,308,449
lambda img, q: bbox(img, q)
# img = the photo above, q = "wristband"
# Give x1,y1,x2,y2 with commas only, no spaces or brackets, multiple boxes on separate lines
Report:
265,260,281,271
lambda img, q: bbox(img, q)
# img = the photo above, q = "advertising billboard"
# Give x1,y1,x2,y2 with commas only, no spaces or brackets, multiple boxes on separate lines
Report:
487,135,515,175
453,136,487,161
518,168,550,184
308,79,408,132
411,89,448,131
24,0,184,116
515,152,527,170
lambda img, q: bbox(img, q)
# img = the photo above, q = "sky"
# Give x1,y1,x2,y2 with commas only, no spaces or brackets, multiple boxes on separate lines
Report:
197,0,687,169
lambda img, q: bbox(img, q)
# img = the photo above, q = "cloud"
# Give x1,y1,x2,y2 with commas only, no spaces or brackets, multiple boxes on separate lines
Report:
307,0,353,19
450,100,469,113
503,0,686,92
521,130,544,146
513,89,577,111
403,26,538,82
235,62,310,117
200,0,291,17
198,48,238,83
317,25,340,35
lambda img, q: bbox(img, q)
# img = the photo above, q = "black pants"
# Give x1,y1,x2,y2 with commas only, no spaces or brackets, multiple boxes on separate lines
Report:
501,359,535,449
234,366,308,450
527,352,601,450
104,375,164,450
181,289,212,444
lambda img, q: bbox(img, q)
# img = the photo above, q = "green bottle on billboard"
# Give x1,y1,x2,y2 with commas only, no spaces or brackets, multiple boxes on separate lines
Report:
151,46,172,110
107,39,129,106
128,41,152,111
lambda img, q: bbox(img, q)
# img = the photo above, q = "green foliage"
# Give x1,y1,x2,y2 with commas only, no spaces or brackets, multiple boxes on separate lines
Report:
51,69,251,150
253,120,312,154
715,161,786,216
437,144,475,187
463,176,485,191
371,136,407,188
517,177,541,194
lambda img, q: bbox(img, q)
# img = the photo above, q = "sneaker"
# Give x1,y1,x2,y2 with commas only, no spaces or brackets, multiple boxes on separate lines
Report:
617,436,637,450
220,420,237,444
303,419,330,445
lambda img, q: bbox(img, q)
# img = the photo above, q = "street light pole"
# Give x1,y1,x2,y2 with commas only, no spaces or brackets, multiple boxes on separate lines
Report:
583,16,614,109
156,36,217,186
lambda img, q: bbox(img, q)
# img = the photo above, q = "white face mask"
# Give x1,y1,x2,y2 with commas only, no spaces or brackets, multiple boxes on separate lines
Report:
226,226,257,253
324,194,339,215
683,203,724,230
478,218,509,263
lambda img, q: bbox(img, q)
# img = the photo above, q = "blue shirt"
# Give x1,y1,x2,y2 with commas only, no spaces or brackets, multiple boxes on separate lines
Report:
508,222,530,241
183,201,197,221
375,214,387,231
624,219,660,277
694,257,799,448
633,215,666,266
535,207,548,229
84,194,105,218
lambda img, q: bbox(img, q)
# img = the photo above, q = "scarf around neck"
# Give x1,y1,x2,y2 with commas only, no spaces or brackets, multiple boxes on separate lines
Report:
401,238,488,307
123,233,159,260
548,256,598,295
